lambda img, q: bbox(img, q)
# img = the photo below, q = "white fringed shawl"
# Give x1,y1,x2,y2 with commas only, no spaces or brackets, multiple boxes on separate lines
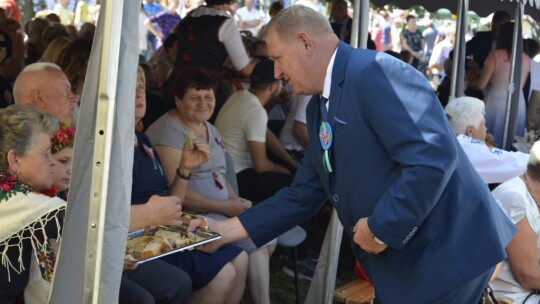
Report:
0,192,65,303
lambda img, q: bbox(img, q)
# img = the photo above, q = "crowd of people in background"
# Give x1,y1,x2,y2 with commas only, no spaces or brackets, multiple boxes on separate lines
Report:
1,0,540,303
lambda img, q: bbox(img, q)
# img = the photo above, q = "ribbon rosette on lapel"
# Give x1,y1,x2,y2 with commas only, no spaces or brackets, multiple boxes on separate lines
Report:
143,144,164,175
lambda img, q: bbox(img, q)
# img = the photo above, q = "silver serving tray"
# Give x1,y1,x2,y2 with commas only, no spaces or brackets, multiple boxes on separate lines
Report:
126,224,221,264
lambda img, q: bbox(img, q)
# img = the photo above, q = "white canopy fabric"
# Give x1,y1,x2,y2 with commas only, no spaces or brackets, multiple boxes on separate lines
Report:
49,0,139,302
370,0,540,20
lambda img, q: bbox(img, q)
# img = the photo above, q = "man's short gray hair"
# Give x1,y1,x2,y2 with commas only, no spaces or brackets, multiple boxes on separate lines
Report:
267,5,333,42
444,97,485,136
20,61,62,73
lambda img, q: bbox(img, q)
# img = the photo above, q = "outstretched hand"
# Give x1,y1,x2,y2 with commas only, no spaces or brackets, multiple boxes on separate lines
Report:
188,217,225,252
180,140,210,171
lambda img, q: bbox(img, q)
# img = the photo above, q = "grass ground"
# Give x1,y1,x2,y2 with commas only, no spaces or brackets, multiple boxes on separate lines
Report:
241,208,358,304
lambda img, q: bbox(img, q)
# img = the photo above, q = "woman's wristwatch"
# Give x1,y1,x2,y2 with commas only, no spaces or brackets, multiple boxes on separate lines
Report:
176,167,191,180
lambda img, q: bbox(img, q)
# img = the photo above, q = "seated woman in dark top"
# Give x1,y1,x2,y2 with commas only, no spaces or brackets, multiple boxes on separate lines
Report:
133,65,248,304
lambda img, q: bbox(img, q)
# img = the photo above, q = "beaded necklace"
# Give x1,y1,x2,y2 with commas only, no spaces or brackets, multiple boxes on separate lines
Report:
0,168,33,202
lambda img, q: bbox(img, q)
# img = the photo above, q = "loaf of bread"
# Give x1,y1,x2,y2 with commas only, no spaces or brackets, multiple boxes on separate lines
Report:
141,242,162,258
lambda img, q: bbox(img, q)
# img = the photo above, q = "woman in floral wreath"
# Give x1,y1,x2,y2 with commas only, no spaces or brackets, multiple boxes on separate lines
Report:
45,122,76,200
0,105,64,303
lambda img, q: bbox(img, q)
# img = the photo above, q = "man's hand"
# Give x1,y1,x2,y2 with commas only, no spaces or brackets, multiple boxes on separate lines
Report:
147,195,183,226
187,217,224,252
353,217,388,254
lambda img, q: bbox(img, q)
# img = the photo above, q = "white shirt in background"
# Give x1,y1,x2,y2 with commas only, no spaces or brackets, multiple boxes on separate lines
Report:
235,6,261,36
457,134,529,184
215,90,267,173
279,94,311,151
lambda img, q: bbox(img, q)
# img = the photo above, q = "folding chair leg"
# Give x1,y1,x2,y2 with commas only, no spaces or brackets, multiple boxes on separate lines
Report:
293,246,300,304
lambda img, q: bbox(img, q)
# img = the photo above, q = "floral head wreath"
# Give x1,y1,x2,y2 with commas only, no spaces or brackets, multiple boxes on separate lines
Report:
51,122,76,154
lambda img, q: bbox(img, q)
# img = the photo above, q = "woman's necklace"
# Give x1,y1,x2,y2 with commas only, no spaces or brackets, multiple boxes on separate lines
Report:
0,168,33,202
523,174,540,210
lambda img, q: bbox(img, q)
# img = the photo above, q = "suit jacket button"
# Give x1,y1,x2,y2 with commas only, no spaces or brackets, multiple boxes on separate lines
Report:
332,194,339,202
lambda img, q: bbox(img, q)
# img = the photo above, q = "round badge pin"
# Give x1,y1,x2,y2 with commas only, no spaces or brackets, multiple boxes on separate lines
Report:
319,121,333,150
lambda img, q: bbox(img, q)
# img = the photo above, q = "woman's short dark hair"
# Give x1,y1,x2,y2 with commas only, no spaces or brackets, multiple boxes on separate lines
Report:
0,29,12,65
173,68,218,100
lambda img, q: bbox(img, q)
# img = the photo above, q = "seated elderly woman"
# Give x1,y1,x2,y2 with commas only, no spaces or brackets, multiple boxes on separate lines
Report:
491,141,540,303
0,105,191,304
445,96,529,184
134,66,248,304
146,68,275,304
0,105,65,303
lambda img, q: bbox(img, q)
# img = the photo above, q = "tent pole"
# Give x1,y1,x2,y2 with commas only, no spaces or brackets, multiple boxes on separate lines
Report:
502,2,524,150
450,0,468,100
350,0,369,49
82,0,125,301
322,209,345,304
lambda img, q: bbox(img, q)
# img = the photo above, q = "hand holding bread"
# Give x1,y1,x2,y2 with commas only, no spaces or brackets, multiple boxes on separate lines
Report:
180,137,210,172
147,195,183,226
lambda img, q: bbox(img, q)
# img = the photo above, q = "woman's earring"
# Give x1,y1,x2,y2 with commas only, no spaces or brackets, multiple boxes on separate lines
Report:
15,169,20,180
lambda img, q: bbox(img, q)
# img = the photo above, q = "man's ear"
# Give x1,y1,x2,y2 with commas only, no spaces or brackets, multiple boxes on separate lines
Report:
31,90,46,109
297,32,313,55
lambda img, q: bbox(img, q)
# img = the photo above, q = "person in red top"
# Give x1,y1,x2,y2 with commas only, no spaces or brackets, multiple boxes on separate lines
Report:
0,0,20,25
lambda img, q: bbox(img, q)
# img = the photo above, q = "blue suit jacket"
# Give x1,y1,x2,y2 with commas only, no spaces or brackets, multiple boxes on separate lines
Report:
238,42,515,303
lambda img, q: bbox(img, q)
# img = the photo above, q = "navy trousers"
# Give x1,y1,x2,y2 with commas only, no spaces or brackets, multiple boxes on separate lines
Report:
119,259,191,304
373,266,494,304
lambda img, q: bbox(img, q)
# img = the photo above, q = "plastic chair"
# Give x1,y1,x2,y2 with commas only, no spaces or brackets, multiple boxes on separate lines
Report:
223,151,239,194
277,226,307,304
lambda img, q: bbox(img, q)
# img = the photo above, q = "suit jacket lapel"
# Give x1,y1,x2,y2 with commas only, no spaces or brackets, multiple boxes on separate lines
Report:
328,42,353,130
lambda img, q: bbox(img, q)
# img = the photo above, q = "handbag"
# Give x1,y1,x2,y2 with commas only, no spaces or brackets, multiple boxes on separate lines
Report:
526,90,540,131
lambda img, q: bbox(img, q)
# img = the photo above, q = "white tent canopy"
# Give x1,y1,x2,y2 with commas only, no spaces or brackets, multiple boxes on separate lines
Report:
371,0,540,20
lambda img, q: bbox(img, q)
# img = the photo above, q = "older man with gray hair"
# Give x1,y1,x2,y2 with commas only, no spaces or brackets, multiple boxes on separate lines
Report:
197,5,516,303
445,96,529,184
13,62,79,122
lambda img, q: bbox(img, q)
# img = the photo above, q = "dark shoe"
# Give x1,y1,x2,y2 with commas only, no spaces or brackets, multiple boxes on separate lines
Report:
306,249,320,263
282,257,316,280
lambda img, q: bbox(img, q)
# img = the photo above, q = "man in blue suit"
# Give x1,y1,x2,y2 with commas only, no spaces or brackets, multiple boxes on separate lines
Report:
198,5,516,303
